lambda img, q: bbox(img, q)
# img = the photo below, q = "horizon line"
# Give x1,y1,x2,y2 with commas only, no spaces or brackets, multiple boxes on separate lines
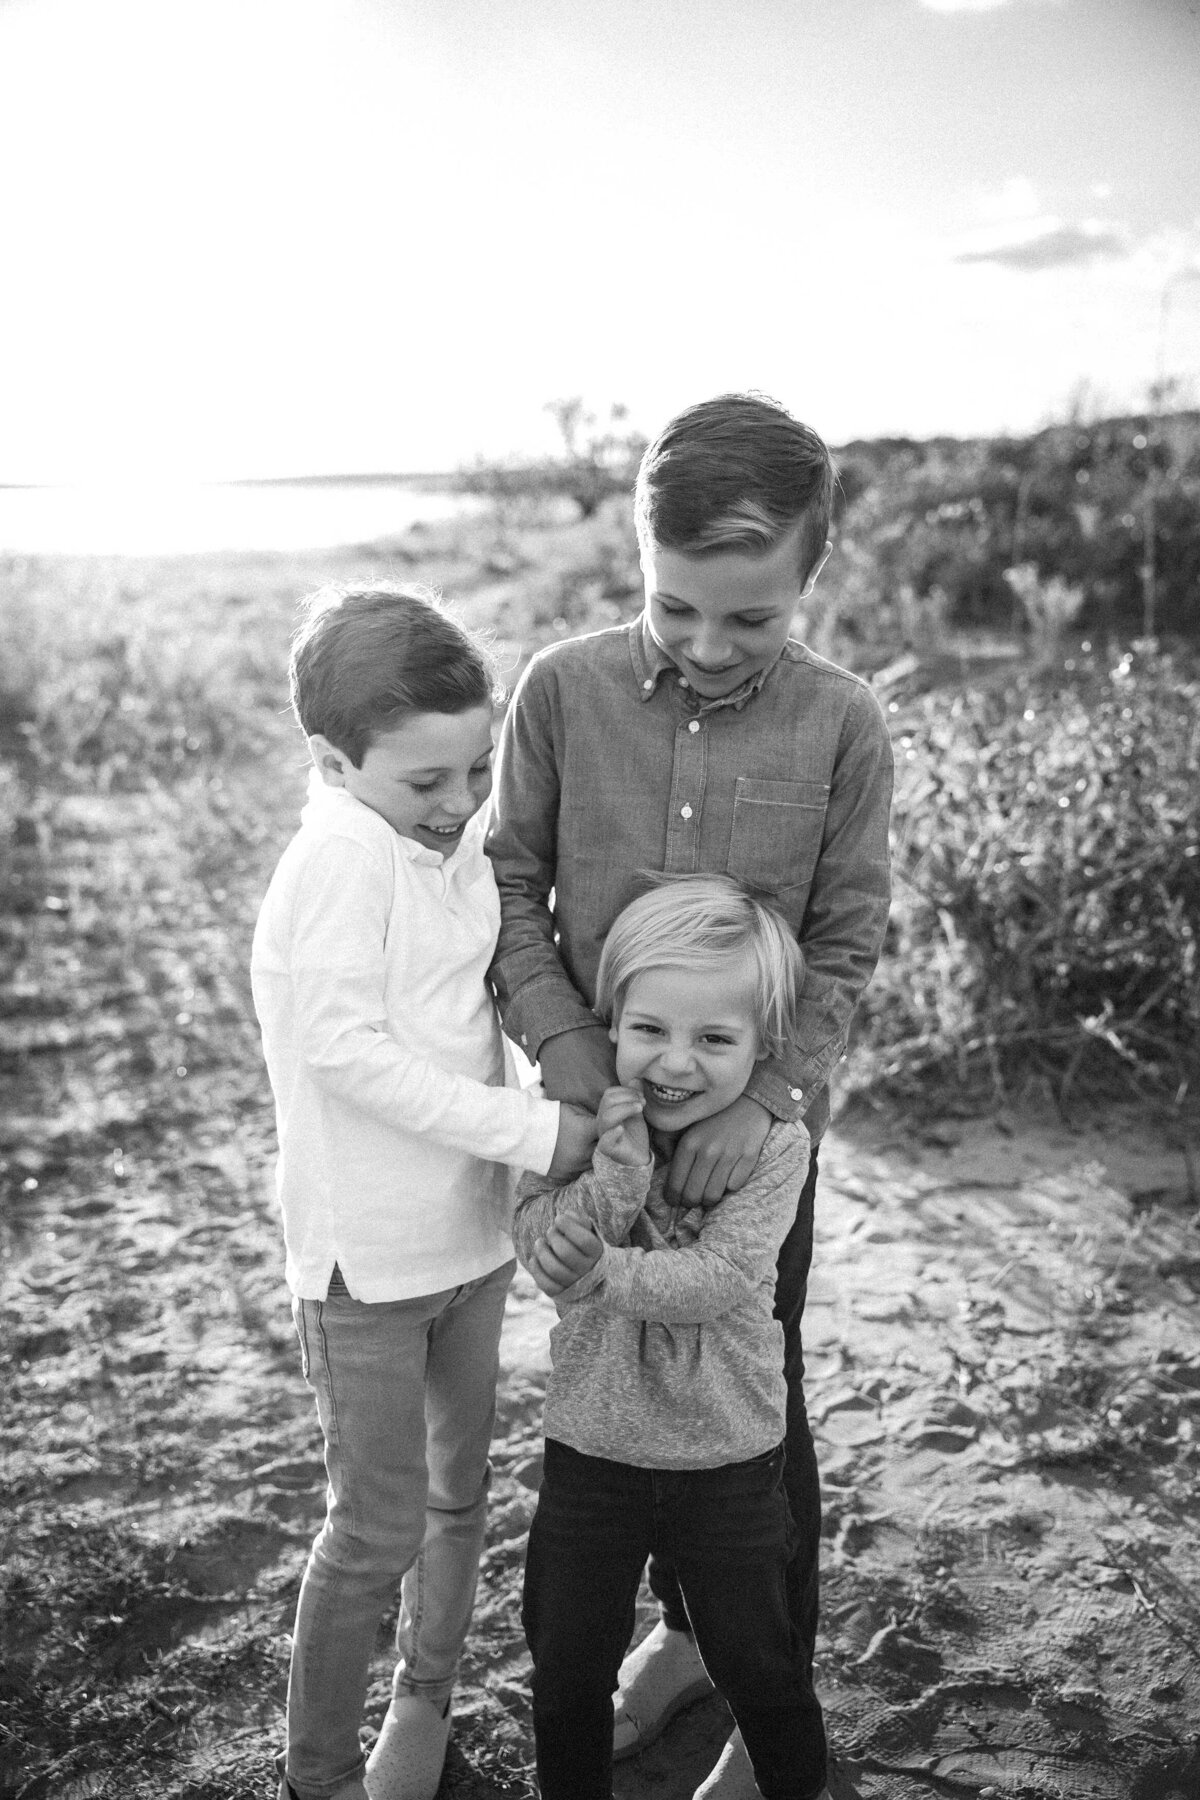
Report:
3,404,1196,491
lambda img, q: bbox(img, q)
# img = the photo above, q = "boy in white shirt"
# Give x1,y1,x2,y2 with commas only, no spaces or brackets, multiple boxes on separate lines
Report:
251,583,594,1800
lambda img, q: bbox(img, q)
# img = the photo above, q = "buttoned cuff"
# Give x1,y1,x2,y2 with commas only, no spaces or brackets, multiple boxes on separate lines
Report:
502,979,603,1065
744,1065,810,1123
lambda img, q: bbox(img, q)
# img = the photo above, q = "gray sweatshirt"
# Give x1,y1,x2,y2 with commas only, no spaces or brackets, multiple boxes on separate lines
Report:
512,1118,810,1470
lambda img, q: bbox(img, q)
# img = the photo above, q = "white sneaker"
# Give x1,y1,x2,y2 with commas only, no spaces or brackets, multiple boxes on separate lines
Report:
612,1620,714,1759
364,1694,451,1800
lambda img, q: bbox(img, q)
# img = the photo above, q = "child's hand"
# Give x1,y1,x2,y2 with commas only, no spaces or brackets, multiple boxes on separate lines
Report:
539,1025,617,1109
666,1093,773,1205
529,1208,604,1298
548,1103,599,1180
596,1082,651,1168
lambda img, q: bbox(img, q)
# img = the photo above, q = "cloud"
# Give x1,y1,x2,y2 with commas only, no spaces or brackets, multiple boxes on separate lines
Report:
954,222,1127,270
974,177,1041,224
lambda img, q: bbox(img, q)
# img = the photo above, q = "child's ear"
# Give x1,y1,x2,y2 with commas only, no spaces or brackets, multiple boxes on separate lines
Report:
799,540,833,601
307,734,349,787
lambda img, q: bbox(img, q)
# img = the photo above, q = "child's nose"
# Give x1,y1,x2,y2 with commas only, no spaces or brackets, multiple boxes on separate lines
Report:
657,1040,695,1074
443,776,478,816
689,624,731,666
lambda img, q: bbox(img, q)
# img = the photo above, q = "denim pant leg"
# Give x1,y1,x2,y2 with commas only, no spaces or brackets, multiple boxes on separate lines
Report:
649,1148,822,1658
668,1450,828,1800
523,1441,652,1800
392,1259,514,1709
284,1267,509,1798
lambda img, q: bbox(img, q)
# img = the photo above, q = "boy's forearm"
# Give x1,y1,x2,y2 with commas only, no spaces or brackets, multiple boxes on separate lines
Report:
487,855,597,1060
298,978,560,1172
513,1155,652,1263
743,970,848,1119
486,667,597,1056
749,687,894,1120
285,843,561,1169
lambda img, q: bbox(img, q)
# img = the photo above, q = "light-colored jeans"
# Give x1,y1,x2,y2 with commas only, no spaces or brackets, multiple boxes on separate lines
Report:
281,1259,515,1800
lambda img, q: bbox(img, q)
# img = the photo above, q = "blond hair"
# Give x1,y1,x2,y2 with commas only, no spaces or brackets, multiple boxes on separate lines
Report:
595,875,804,1060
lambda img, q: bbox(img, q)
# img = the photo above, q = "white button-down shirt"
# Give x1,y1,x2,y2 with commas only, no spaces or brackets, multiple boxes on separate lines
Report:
251,779,560,1301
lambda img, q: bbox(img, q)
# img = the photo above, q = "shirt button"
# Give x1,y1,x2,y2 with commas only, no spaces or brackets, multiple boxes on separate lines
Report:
789,1086,803,1100
642,678,654,691
521,1034,528,1047
680,804,693,820
688,720,700,734
677,675,688,687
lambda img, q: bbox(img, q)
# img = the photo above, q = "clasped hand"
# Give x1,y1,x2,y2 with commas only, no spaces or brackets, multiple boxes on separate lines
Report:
529,1084,648,1299
528,1209,604,1299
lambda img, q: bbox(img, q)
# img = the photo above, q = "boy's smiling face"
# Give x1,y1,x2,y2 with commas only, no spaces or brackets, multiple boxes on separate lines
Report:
641,524,829,700
309,703,495,854
610,952,764,1134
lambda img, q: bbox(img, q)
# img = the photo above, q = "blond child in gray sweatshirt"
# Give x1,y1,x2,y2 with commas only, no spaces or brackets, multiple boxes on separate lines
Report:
513,876,825,1800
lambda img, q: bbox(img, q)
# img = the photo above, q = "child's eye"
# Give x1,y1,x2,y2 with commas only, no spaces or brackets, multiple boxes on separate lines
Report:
701,1034,735,1047
470,758,493,776
629,1022,663,1036
408,779,440,794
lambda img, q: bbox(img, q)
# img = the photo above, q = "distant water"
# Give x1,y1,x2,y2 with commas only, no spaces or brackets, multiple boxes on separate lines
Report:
0,479,484,556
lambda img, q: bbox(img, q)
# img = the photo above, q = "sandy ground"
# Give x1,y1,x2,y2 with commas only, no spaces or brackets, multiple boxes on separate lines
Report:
2,778,1200,1799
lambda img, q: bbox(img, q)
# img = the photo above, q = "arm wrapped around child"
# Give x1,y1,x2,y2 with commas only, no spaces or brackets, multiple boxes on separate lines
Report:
513,1084,809,1328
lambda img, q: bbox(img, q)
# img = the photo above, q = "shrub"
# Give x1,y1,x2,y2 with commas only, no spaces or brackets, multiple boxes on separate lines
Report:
856,643,1200,1104
830,411,1200,645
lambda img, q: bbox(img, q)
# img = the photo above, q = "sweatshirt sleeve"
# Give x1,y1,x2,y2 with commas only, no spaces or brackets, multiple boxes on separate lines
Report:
515,1125,808,1323
512,1153,654,1300
286,835,561,1175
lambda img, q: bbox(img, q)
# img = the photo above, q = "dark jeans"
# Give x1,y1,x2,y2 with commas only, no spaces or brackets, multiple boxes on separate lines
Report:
651,1149,823,1676
523,1438,827,1800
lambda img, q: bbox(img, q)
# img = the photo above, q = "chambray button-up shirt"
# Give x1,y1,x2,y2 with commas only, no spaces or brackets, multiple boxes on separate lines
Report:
487,616,894,1141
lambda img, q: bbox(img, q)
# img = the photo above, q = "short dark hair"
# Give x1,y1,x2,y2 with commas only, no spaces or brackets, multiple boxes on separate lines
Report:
634,392,836,584
288,583,501,768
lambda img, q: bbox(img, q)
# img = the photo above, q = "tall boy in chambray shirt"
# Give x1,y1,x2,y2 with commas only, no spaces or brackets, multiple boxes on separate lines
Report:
487,392,893,1798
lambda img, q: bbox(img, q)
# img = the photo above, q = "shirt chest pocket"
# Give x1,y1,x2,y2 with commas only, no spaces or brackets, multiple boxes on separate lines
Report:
727,778,830,899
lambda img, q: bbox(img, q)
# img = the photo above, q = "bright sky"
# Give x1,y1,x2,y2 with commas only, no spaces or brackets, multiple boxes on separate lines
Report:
1,0,1198,482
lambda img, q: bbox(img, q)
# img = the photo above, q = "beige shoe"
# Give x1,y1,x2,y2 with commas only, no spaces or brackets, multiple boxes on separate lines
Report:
612,1620,714,1760
693,1730,759,1799
364,1695,451,1800
692,1729,831,1800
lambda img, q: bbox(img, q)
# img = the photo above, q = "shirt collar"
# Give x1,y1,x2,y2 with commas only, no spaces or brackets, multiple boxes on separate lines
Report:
630,614,775,714
302,774,475,870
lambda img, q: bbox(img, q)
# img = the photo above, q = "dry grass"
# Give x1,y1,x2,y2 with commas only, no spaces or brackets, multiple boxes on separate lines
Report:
854,641,1200,1112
